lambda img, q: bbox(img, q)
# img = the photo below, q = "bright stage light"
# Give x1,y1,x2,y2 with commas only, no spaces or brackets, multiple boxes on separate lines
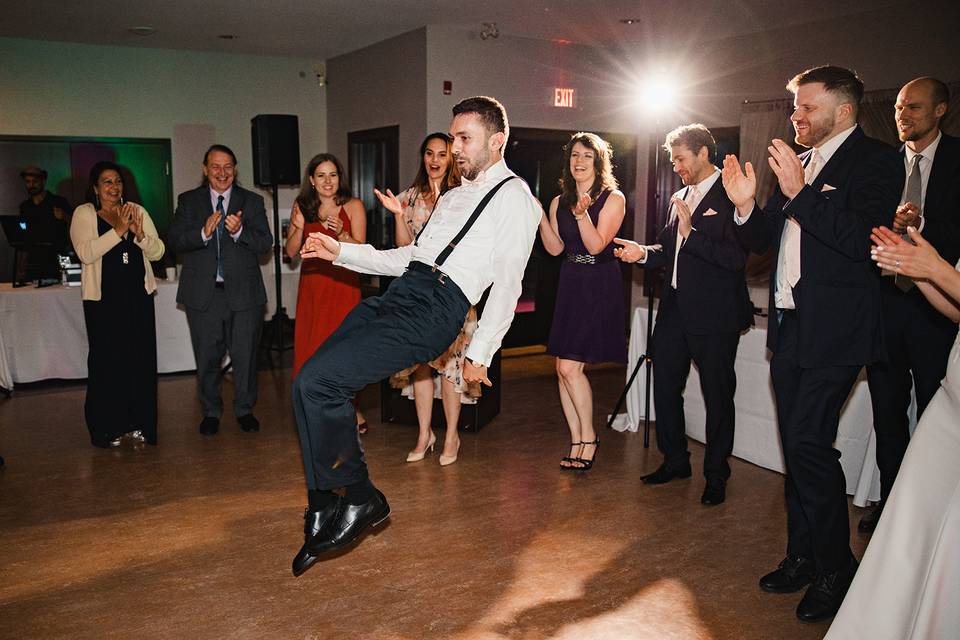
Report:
635,72,679,118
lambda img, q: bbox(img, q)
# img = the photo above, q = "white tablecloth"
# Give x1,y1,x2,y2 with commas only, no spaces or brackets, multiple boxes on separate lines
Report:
618,305,916,507
0,275,300,390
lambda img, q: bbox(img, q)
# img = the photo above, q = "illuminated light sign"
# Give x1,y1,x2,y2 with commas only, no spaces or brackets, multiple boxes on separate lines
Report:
554,87,575,108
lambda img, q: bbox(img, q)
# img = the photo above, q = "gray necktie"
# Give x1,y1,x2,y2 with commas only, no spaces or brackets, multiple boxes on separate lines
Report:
895,155,922,292
215,195,225,281
902,154,922,211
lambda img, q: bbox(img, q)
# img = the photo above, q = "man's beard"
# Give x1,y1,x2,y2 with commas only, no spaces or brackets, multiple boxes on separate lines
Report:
458,149,490,181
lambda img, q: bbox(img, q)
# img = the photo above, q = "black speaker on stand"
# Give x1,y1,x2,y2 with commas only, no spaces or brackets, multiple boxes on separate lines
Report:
252,114,301,357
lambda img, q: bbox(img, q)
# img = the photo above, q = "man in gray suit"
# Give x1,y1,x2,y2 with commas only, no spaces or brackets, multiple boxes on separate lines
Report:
169,144,273,435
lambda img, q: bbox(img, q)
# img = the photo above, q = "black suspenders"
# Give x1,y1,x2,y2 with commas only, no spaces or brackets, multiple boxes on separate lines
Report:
414,176,518,270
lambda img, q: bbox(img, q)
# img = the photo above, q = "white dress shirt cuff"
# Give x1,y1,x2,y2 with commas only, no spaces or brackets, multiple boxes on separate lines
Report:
464,339,493,368
201,229,211,243
734,202,755,224
916,215,925,233
230,226,242,241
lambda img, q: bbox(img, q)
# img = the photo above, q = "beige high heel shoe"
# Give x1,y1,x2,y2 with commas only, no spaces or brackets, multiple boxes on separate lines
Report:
406,431,436,463
439,440,461,466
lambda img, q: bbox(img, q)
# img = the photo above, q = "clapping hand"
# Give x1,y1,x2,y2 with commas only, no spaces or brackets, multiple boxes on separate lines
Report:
224,211,243,235
203,210,222,238
892,203,921,234
612,238,647,263
721,154,757,210
573,192,591,219
767,139,805,199
672,196,693,239
324,214,344,236
128,206,145,241
871,225,947,281
290,203,305,231
373,188,404,216
300,231,340,261
113,203,135,236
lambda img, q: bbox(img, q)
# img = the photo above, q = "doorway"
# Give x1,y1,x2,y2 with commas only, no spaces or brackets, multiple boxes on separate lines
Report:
505,127,638,349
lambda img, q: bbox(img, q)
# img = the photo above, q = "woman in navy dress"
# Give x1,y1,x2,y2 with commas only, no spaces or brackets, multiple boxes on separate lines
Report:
539,132,627,470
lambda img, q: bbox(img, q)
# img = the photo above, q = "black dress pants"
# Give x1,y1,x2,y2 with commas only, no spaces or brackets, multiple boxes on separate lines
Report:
771,310,859,572
866,287,954,502
293,266,469,491
651,294,741,480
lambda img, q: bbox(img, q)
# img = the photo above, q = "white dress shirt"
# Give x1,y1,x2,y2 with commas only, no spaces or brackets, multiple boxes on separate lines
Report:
903,130,941,231
334,158,541,366
736,125,856,309
200,185,242,243
638,168,720,283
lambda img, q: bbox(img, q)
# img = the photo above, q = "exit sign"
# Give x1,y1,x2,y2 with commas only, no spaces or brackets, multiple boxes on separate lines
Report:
554,87,575,108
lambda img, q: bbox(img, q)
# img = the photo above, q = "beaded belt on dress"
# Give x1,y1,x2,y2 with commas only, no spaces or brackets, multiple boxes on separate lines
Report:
565,252,613,265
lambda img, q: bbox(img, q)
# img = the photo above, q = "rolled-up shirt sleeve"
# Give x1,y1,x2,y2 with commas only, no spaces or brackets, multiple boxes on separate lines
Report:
465,188,541,367
334,242,415,277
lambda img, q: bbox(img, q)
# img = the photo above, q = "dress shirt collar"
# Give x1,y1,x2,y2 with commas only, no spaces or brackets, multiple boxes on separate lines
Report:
460,157,510,190
209,185,233,212
688,167,720,198
812,124,857,166
905,130,941,165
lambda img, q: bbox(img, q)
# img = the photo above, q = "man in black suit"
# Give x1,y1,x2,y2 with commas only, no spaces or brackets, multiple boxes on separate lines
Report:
614,124,752,506
169,145,273,435
721,66,903,622
861,77,960,532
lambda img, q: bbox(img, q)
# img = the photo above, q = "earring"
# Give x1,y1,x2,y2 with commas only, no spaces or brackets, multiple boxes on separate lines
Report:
95,192,100,208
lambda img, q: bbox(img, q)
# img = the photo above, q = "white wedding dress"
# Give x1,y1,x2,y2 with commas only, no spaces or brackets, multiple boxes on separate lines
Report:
826,284,960,639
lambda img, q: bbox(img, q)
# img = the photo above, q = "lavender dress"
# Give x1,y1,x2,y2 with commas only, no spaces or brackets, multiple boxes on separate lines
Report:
546,189,627,364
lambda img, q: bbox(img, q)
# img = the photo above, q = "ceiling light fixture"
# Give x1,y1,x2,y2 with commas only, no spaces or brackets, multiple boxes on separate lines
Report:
619,18,642,25
128,26,156,36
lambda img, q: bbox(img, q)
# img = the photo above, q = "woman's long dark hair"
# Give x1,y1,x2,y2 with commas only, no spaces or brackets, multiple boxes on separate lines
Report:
406,133,459,205
558,132,617,209
85,161,124,207
295,153,352,222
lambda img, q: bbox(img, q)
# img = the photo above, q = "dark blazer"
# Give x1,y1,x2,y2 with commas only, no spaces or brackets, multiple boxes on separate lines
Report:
643,175,753,335
883,132,960,327
734,126,904,367
168,184,273,312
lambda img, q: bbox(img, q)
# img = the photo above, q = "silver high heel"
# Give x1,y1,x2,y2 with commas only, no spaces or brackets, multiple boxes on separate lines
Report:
406,431,436,462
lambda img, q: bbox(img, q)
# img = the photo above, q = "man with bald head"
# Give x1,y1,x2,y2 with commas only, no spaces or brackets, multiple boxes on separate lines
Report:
862,77,960,532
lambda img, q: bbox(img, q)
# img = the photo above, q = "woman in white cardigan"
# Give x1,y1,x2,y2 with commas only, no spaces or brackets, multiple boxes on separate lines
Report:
70,161,164,447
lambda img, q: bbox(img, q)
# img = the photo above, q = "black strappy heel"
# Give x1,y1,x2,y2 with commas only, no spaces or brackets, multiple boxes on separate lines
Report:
560,442,583,470
575,439,600,471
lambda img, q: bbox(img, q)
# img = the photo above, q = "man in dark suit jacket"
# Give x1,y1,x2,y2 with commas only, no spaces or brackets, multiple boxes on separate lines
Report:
614,124,752,506
862,77,960,531
169,144,273,435
721,66,903,622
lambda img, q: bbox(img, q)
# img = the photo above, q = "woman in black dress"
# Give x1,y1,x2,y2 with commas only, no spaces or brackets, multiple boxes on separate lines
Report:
538,133,627,470
70,162,165,447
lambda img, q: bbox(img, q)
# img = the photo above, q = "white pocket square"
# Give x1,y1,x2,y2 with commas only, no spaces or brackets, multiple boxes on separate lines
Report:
702,208,719,216
821,184,837,192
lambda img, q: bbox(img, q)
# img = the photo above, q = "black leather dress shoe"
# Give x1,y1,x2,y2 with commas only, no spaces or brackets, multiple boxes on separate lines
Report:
641,463,692,485
796,558,858,622
238,414,260,432
198,416,219,435
292,498,342,577
305,489,391,556
701,479,726,505
857,502,884,533
759,555,815,593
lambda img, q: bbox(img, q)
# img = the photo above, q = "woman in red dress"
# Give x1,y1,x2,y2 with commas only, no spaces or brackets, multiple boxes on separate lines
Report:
285,153,368,430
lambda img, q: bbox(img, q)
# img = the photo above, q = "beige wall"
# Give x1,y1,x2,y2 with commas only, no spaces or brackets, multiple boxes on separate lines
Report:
325,28,427,189
0,37,326,211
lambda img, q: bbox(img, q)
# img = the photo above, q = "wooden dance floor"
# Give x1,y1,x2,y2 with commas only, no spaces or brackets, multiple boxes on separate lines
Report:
0,355,869,639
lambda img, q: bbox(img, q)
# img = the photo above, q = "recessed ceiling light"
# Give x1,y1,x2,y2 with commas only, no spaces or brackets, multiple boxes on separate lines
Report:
218,34,238,40
128,26,156,36
619,18,641,25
